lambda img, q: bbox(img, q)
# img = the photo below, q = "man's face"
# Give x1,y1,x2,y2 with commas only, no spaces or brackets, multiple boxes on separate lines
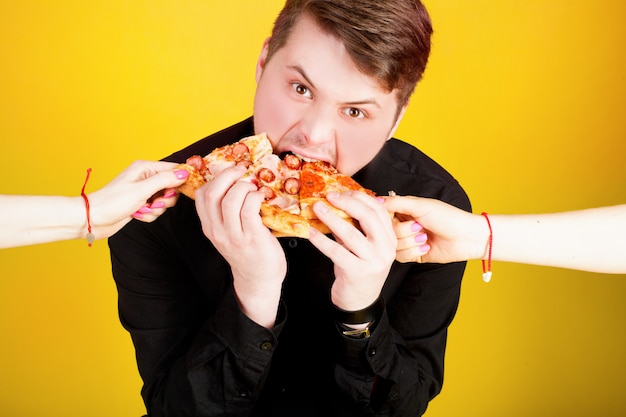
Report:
253,15,406,176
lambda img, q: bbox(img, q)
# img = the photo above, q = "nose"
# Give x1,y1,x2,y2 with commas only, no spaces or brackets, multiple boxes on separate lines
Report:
300,106,336,146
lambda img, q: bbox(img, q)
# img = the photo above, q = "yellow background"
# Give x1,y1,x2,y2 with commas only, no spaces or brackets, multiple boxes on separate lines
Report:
1,1,625,416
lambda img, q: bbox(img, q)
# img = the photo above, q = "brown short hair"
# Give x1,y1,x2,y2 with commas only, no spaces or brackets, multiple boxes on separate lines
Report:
266,0,433,106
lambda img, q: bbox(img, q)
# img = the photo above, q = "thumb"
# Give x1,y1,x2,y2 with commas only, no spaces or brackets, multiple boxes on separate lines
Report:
383,195,428,219
135,168,189,199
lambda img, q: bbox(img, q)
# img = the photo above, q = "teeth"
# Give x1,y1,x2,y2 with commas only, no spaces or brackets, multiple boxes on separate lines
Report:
294,153,318,162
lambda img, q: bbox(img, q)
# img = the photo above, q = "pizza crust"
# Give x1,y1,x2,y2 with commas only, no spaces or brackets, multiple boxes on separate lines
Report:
260,203,312,238
176,164,206,200
260,203,357,238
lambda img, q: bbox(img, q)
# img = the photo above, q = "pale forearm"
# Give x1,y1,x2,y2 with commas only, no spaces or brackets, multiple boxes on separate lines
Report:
488,205,626,274
0,195,87,249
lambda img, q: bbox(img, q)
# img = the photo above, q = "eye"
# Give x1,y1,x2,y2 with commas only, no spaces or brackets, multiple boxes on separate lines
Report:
292,83,312,98
343,107,366,119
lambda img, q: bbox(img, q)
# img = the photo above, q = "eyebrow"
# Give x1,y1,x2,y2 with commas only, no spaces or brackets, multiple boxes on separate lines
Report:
288,64,382,108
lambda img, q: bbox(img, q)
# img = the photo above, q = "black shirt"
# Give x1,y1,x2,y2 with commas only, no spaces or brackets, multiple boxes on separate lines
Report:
109,117,471,416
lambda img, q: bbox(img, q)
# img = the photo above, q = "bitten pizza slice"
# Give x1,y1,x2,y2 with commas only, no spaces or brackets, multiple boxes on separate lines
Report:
177,132,272,199
175,133,378,238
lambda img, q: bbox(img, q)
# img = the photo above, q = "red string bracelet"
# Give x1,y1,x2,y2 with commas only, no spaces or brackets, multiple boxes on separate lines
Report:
481,212,493,283
80,168,95,247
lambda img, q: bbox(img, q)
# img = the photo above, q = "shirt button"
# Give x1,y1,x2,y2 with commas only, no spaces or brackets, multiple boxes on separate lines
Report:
260,341,274,351
238,389,250,398
368,347,377,357
288,239,298,248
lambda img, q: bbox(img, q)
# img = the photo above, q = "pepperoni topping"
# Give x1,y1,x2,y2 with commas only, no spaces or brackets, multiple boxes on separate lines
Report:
283,177,300,195
236,160,252,169
283,154,302,170
258,185,276,201
256,167,276,183
185,155,206,174
249,178,260,188
231,142,250,159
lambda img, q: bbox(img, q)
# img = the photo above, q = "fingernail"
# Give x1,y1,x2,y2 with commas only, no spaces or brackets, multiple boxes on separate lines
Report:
326,192,340,200
414,233,427,244
174,169,190,180
419,244,431,254
132,211,143,219
411,222,423,232
163,190,177,198
151,201,166,209
138,205,152,214
376,197,385,203
314,201,329,214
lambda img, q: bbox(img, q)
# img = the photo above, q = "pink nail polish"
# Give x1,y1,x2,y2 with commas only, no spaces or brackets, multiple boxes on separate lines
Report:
163,190,177,198
419,244,431,253
132,211,143,219
376,197,385,203
151,201,166,209
411,222,423,232
138,205,152,214
414,233,427,244
174,170,190,180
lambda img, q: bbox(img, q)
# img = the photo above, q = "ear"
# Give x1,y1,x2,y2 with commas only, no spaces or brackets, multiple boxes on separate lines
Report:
255,38,271,83
388,101,409,140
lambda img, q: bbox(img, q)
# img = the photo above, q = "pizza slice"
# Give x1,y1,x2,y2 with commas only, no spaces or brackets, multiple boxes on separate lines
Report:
176,133,376,238
177,132,272,199
259,161,375,237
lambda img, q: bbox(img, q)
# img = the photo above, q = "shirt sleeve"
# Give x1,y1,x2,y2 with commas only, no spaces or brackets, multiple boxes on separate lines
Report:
332,260,466,415
109,218,286,417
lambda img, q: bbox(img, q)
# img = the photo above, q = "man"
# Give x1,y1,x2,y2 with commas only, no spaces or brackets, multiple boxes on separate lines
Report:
109,1,470,415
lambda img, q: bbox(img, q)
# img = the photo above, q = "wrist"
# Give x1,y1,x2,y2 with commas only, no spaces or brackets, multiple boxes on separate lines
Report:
233,282,282,329
338,320,378,339
58,196,91,241
470,213,492,261
333,295,384,325
79,168,96,246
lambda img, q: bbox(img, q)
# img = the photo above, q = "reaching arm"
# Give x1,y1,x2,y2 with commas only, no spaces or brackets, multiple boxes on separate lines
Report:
0,160,189,249
384,196,626,274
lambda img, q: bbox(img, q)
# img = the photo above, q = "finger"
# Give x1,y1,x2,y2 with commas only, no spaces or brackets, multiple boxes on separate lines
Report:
396,233,418,251
130,203,167,222
124,160,182,178
329,191,391,228
396,244,430,263
307,225,350,260
393,217,424,239
312,199,377,262
195,164,247,222
239,189,267,235
221,180,259,236
143,201,171,220
326,191,395,246
134,212,162,223
313,200,363,240
150,190,180,209
383,195,427,219
126,168,190,205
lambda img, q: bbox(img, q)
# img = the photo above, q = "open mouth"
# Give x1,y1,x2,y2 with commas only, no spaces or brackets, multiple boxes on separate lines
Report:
279,151,320,163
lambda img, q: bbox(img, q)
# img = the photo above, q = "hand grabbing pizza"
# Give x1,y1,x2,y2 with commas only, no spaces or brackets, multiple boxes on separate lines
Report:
308,190,397,314
194,162,286,328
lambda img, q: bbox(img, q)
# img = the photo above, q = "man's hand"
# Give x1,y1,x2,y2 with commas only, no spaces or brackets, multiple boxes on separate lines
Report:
194,165,287,328
308,191,396,312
